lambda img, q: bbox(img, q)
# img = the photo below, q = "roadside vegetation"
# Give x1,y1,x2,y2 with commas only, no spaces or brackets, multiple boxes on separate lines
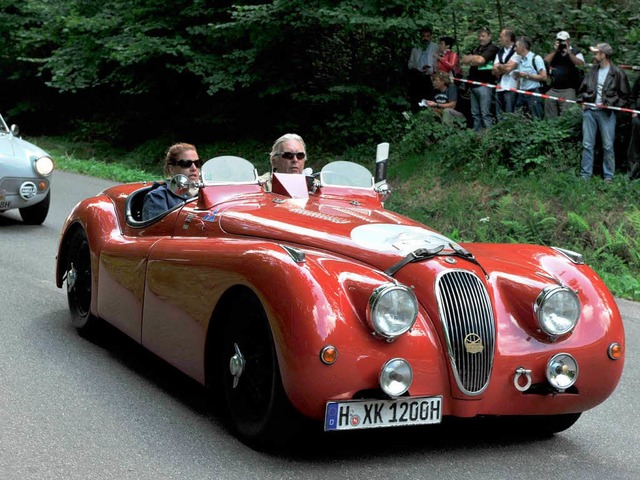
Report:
33,105,640,301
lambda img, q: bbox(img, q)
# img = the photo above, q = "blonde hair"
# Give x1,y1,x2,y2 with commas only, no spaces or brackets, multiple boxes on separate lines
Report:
433,71,451,86
269,133,307,163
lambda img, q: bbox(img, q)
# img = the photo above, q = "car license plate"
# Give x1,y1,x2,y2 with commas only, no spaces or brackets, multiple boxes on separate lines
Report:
0,200,10,209
324,396,442,431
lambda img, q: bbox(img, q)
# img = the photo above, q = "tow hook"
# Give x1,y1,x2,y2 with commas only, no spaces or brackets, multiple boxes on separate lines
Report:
514,367,532,392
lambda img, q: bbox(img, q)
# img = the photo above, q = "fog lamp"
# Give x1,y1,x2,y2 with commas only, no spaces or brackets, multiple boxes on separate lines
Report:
380,358,413,397
546,353,578,392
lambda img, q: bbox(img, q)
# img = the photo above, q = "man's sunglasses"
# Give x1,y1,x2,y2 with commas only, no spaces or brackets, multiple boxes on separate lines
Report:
171,159,202,168
277,151,306,160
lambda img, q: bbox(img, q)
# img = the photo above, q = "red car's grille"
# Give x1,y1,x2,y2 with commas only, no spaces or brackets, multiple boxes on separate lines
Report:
435,270,495,395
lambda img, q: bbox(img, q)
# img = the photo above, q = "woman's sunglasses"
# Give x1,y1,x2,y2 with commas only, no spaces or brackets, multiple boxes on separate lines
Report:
277,151,306,160
171,159,202,168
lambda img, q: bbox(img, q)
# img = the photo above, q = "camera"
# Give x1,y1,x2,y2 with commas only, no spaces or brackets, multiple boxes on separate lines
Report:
557,40,567,50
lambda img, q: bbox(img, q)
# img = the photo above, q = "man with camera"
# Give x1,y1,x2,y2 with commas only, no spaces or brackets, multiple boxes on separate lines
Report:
544,31,585,119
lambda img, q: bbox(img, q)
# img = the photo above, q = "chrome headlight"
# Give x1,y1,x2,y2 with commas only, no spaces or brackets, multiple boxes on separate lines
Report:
546,353,579,391
535,286,580,336
35,156,54,176
367,283,418,339
380,358,413,397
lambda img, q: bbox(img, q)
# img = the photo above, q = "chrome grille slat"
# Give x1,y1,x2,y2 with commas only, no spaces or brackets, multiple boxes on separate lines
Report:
435,270,495,395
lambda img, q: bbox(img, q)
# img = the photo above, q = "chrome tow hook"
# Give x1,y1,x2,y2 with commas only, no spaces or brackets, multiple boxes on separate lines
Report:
514,367,532,392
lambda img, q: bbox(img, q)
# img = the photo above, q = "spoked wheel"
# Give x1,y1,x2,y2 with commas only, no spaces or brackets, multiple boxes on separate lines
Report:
221,293,300,449
65,228,99,335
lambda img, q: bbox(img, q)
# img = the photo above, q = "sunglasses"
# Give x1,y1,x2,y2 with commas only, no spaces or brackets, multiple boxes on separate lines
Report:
171,159,202,168
277,151,306,160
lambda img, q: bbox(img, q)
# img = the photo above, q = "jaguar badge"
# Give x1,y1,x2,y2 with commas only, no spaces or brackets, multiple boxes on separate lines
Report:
464,333,484,354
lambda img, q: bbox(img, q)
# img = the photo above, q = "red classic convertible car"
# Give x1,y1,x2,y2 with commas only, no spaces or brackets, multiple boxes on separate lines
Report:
55,149,625,449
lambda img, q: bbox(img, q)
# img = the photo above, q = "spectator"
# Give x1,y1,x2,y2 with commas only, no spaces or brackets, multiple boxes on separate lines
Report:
544,31,585,119
142,143,200,220
421,72,466,124
492,28,520,120
259,133,307,191
513,36,547,119
628,76,640,180
460,27,499,131
577,42,630,182
434,36,462,78
408,27,437,112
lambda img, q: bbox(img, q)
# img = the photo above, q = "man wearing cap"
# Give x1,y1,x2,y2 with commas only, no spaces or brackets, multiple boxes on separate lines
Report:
544,31,585,119
577,42,630,182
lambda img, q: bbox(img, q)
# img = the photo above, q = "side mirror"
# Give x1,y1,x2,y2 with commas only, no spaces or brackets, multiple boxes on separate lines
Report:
169,174,200,197
375,182,392,203
10,124,19,136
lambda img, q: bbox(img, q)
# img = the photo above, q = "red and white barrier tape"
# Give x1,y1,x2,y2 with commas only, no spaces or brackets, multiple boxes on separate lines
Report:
455,77,640,115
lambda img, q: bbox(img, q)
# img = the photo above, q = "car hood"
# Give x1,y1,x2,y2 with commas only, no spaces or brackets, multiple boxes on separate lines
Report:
218,199,464,272
0,134,49,161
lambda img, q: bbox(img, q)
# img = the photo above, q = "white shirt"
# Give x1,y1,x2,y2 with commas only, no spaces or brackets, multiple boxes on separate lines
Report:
494,46,521,90
408,42,437,72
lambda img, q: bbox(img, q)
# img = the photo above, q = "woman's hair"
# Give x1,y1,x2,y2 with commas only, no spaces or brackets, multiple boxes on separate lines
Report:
439,36,456,48
269,133,307,162
163,142,197,177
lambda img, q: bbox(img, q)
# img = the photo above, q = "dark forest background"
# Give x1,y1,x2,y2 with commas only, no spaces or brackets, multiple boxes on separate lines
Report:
1,0,639,149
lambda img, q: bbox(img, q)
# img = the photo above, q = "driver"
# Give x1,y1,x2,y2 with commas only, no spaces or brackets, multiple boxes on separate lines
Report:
142,142,201,220
259,133,307,191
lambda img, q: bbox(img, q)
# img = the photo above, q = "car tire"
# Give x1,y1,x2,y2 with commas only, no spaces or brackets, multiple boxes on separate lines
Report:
19,191,50,225
221,293,301,450
66,228,99,335
502,412,582,436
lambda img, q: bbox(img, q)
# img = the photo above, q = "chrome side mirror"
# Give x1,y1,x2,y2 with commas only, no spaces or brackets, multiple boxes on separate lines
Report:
169,174,200,197
10,124,19,136
375,182,392,203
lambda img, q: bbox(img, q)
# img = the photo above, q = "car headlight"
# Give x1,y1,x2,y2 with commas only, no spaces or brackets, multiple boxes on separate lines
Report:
535,286,580,336
35,156,54,176
367,283,418,339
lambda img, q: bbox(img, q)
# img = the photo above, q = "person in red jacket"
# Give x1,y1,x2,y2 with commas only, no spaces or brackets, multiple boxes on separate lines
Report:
434,36,462,78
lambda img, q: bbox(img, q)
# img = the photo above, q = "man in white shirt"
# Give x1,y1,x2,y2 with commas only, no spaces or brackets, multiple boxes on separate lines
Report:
408,27,437,112
492,28,520,120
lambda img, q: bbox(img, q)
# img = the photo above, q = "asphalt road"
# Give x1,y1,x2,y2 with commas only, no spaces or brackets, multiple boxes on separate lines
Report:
1,170,639,480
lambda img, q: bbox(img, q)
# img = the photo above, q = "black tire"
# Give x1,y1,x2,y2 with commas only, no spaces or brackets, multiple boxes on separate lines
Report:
220,293,300,449
66,228,99,335
19,191,50,225
501,412,582,437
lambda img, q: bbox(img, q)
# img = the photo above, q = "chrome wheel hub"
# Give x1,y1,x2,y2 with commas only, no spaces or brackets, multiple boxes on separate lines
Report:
229,343,245,389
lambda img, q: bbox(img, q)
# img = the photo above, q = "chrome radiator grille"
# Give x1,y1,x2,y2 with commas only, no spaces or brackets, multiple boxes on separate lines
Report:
435,270,495,395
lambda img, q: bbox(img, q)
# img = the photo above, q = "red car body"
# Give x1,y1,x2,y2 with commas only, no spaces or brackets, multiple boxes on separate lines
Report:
55,156,625,448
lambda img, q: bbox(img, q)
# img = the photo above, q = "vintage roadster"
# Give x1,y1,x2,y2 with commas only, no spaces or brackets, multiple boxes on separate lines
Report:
0,113,54,224
55,146,624,448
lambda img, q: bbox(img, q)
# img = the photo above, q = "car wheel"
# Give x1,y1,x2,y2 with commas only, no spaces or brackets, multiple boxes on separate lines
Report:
19,191,50,225
221,293,300,449
66,228,99,335
503,412,582,436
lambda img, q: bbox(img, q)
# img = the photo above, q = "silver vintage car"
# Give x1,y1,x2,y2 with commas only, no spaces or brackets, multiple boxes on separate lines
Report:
0,113,54,225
